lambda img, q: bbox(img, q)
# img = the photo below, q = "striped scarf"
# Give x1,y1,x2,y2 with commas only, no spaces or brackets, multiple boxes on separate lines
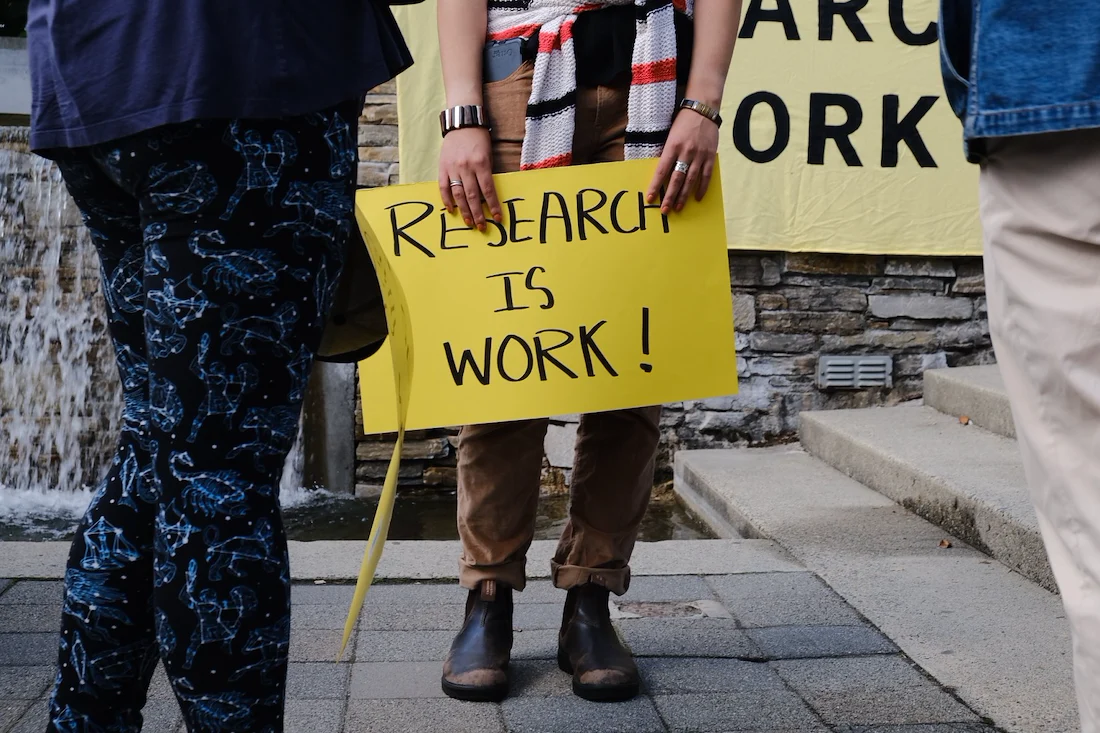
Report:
487,0,693,170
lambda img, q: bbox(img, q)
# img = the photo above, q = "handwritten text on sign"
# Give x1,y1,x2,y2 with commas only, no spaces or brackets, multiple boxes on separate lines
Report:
356,159,738,433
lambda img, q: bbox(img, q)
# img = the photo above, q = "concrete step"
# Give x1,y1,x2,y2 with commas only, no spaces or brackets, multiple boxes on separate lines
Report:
925,365,1015,438
799,404,1053,592
674,446,1076,733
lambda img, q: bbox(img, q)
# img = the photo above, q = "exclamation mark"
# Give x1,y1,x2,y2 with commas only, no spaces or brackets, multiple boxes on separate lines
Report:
640,307,653,373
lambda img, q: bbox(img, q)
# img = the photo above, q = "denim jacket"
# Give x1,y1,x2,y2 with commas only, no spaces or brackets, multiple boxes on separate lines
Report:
939,1,1100,162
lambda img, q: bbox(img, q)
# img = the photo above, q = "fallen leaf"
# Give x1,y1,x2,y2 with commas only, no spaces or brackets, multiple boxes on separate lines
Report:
939,539,953,549
959,415,971,425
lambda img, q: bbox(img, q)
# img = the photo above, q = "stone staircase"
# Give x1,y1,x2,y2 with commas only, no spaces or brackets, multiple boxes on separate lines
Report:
673,365,1076,733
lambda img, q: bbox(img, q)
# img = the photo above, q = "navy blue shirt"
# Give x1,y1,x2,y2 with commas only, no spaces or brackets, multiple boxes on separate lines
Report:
27,1,411,152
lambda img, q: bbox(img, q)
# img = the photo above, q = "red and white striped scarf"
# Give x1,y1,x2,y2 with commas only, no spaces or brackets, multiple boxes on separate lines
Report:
487,0,693,170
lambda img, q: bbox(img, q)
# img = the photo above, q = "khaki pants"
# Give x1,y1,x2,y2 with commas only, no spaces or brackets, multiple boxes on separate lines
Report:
981,128,1100,733
457,61,662,595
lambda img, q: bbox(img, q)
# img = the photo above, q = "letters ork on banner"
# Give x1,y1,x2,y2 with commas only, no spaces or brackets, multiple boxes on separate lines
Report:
391,0,981,256
355,159,739,434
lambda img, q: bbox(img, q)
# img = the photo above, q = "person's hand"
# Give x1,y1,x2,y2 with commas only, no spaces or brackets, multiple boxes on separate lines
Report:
646,109,720,214
439,127,501,232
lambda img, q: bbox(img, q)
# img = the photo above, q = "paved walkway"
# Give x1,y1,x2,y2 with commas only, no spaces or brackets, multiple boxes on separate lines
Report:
0,541,998,733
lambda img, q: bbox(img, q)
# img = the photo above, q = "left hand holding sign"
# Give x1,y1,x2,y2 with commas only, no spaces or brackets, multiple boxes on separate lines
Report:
649,110,721,214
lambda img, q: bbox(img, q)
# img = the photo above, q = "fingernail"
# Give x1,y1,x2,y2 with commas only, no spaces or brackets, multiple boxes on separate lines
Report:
494,214,503,223
464,218,472,227
478,223,486,232
647,195,656,204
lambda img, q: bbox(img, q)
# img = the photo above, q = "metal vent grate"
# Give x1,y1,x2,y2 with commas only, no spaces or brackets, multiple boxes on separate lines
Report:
817,355,893,390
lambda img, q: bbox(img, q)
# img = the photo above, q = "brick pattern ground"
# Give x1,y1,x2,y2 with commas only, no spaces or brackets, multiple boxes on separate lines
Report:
0,575,999,733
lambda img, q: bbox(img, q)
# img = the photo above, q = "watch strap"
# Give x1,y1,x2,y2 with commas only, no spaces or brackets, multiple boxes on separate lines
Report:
679,98,723,128
440,105,488,137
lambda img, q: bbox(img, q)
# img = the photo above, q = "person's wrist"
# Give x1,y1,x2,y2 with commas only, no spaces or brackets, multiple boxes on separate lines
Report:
440,104,489,137
678,98,722,128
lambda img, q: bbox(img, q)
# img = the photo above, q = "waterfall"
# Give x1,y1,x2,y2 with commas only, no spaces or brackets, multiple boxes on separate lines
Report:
0,129,321,536
0,129,122,527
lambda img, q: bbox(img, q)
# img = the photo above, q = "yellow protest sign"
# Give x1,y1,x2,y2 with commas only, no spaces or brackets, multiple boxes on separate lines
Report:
356,158,738,435
337,205,414,658
391,0,981,256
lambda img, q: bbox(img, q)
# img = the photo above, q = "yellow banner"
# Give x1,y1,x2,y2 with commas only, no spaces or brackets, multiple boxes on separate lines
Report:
392,1,981,256
356,159,738,434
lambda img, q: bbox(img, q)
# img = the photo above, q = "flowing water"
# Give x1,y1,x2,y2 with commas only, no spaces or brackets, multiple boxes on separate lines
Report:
0,130,122,527
0,130,313,536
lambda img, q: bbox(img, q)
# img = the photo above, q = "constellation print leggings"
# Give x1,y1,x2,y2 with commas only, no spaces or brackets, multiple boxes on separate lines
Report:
45,99,361,733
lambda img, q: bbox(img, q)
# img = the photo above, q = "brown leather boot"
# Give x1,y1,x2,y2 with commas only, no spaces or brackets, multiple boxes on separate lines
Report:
557,584,640,702
441,580,513,702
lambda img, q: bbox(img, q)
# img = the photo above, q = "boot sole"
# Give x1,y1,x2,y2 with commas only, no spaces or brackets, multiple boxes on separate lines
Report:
441,676,509,703
557,647,640,703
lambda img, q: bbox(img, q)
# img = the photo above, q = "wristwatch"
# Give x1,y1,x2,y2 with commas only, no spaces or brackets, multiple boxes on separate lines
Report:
679,99,723,128
439,105,488,137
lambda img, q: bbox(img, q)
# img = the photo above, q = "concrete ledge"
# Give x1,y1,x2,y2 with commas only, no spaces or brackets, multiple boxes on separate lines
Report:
799,404,1053,591
925,365,1015,438
675,446,1076,733
0,539,802,581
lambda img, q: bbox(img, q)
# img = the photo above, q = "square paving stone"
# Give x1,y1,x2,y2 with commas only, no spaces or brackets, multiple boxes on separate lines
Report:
0,582,63,606
147,664,176,700
654,691,824,732
773,657,980,726
359,604,464,632
626,576,716,603
288,662,351,699
509,660,573,697
0,605,61,633
293,604,356,631
0,666,54,698
292,628,358,662
350,662,444,699
0,700,34,730
286,698,344,733
515,582,565,605
10,699,48,733
707,573,863,627
617,618,762,659
141,697,182,731
0,634,56,665
511,629,558,661
502,695,664,733
344,698,505,733
292,584,357,606
639,658,787,695
831,721,998,726
514,604,564,631
355,630,453,663
746,626,897,660
362,583,468,607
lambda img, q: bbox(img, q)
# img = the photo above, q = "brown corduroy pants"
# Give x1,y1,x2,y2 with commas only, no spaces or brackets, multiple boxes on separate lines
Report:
457,60,662,596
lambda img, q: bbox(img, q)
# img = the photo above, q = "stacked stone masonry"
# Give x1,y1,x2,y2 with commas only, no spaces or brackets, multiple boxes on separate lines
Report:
354,249,993,489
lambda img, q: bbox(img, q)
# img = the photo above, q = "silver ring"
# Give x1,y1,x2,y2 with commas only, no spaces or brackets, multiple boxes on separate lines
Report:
674,160,691,175
449,179,464,187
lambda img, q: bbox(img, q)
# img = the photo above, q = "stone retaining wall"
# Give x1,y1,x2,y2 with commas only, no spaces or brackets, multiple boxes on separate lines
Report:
351,248,992,492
